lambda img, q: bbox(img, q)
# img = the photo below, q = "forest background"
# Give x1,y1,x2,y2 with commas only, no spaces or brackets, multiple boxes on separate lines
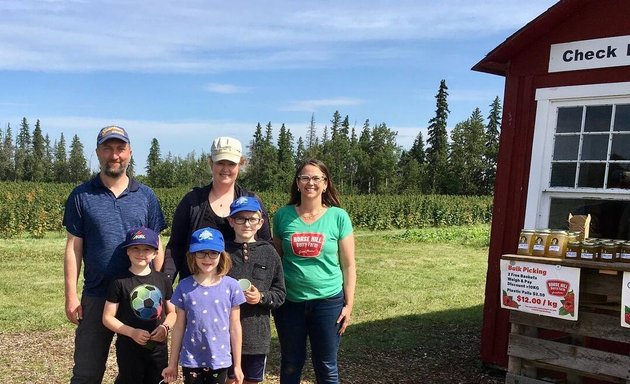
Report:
0,80,501,198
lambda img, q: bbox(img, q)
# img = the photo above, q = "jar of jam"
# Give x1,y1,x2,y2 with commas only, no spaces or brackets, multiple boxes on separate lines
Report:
531,229,551,257
567,231,582,243
547,230,568,258
580,242,600,261
619,242,630,262
517,229,535,255
600,241,618,262
565,241,581,259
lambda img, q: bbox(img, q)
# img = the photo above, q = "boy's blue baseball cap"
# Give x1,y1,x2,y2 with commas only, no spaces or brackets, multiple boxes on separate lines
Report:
189,227,225,253
229,196,262,216
123,227,159,249
97,125,130,145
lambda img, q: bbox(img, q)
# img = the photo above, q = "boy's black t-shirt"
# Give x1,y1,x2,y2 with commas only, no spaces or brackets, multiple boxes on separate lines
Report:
106,270,173,335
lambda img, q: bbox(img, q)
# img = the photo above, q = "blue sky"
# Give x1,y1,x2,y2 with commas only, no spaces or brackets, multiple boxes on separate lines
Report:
0,0,557,174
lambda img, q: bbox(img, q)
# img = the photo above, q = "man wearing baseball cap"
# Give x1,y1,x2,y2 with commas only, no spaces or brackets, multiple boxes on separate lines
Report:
63,125,167,383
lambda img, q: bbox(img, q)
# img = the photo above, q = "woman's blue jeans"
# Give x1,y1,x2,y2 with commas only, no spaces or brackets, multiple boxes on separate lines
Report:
274,290,344,384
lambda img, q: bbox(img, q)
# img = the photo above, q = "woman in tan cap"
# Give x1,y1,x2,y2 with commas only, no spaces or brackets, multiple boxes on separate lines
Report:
163,136,272,282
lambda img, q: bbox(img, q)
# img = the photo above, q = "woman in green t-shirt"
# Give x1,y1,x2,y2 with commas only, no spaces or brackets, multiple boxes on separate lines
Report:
272,159,356,384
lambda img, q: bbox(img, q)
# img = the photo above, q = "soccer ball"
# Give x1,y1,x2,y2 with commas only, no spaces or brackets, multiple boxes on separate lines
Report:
130,284,163,320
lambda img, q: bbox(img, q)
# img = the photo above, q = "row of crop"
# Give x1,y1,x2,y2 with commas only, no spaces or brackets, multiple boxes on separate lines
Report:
0,182,493,238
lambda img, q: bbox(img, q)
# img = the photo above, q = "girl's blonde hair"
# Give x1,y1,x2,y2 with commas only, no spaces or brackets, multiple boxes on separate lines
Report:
186,250,232,277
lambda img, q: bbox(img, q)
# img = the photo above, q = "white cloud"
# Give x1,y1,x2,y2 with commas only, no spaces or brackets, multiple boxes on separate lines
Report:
205,83,252,94
281,98,364,112
0,0,557,73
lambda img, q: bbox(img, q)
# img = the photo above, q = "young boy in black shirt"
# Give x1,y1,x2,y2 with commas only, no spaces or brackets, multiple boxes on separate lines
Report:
103,226,176,384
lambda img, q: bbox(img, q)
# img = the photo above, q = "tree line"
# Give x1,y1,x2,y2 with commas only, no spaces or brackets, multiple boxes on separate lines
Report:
1,80,500,195
238,80,500,195
0,118,97,183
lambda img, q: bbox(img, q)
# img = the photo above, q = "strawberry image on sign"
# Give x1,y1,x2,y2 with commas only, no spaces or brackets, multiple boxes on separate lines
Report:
625,306,630,324
559,290,575,316
501,291,519,308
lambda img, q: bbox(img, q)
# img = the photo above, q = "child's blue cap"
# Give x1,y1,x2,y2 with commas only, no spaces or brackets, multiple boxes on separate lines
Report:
229,196,262,216
123,227,159,249
189,227,225,253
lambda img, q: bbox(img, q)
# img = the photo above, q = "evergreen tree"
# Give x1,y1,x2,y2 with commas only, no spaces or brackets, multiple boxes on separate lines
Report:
356,120,372,193
276,124,295,189
397,150,422,193
295,137,306,164
0,124,11,180
2,124,14,181
15,117,32,181
410,131,426,165
447,108,486,195
448,121,468,195
68,134,89,182
369,123,399,194
483,96,502,195
31,120,46,181
243,122,280,191
347,125,360,193
43,134,54,182
146,138,162,187
127,156,136,178
54,133,68,182
307,113,317,147
425,80,450,194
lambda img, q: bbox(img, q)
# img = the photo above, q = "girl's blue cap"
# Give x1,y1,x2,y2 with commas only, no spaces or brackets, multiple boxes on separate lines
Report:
189,227,225,253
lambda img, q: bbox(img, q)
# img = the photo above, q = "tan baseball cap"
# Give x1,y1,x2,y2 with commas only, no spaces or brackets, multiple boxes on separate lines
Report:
211,137,242,163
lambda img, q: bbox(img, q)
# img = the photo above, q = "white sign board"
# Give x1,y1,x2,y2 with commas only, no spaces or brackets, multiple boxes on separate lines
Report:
549,35,630,73
621,272,630,328
500,259,580,320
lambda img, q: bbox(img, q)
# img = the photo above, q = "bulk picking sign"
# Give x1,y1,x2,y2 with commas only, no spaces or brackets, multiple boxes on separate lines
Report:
500,259,581,321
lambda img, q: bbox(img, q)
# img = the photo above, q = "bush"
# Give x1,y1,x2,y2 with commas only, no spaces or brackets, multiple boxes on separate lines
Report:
0,182,493,238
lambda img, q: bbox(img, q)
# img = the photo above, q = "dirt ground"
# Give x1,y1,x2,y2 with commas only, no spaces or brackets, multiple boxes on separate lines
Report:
0,327,505,383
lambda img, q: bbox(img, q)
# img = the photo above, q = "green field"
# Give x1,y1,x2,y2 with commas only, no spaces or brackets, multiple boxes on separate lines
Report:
0,226,501,383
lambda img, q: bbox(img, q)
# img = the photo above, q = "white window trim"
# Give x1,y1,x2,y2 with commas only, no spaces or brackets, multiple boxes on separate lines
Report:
524,81,630,228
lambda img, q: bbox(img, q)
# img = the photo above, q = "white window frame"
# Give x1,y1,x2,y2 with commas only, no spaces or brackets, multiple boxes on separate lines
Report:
524,81,630,228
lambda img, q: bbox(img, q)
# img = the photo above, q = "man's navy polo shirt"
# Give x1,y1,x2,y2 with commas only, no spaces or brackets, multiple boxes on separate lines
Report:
63,175,167,297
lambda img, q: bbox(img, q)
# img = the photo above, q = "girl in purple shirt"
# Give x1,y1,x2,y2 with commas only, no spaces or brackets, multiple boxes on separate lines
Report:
162,227,246,384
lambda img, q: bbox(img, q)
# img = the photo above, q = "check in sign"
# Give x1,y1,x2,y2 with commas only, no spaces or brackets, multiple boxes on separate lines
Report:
549,35,630,72
500,259,581,321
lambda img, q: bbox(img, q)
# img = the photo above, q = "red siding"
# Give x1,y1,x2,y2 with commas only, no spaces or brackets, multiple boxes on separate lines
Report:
477,0,630,367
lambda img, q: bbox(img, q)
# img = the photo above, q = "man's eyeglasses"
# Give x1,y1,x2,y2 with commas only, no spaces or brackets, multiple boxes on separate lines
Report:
195,251,221,259
233,217,262,225
297,175,327,184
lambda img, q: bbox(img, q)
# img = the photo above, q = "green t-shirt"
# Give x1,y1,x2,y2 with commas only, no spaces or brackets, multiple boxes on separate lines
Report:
273,205,353,302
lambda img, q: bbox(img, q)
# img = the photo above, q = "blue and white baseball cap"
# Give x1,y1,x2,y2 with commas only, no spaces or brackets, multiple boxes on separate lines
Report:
229,196,262,216
189,227,225,253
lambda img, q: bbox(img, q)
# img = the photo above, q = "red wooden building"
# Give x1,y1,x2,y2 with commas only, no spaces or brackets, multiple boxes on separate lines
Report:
473,0,630,367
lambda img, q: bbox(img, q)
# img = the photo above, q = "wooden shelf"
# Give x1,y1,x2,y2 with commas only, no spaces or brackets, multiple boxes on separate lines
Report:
503,254,630,383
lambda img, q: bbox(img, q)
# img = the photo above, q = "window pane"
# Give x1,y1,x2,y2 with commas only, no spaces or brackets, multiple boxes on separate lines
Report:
549,198,630,240
578,163,605,188
553,135,579,160
611,134,630,160
584,105,612,132
557,106,583,133
550,163,576,187
581,135,608,160
607,163,630,189
614,104,630,132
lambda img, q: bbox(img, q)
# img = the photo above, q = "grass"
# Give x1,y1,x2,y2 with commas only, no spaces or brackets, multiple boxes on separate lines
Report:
0,225,502,383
